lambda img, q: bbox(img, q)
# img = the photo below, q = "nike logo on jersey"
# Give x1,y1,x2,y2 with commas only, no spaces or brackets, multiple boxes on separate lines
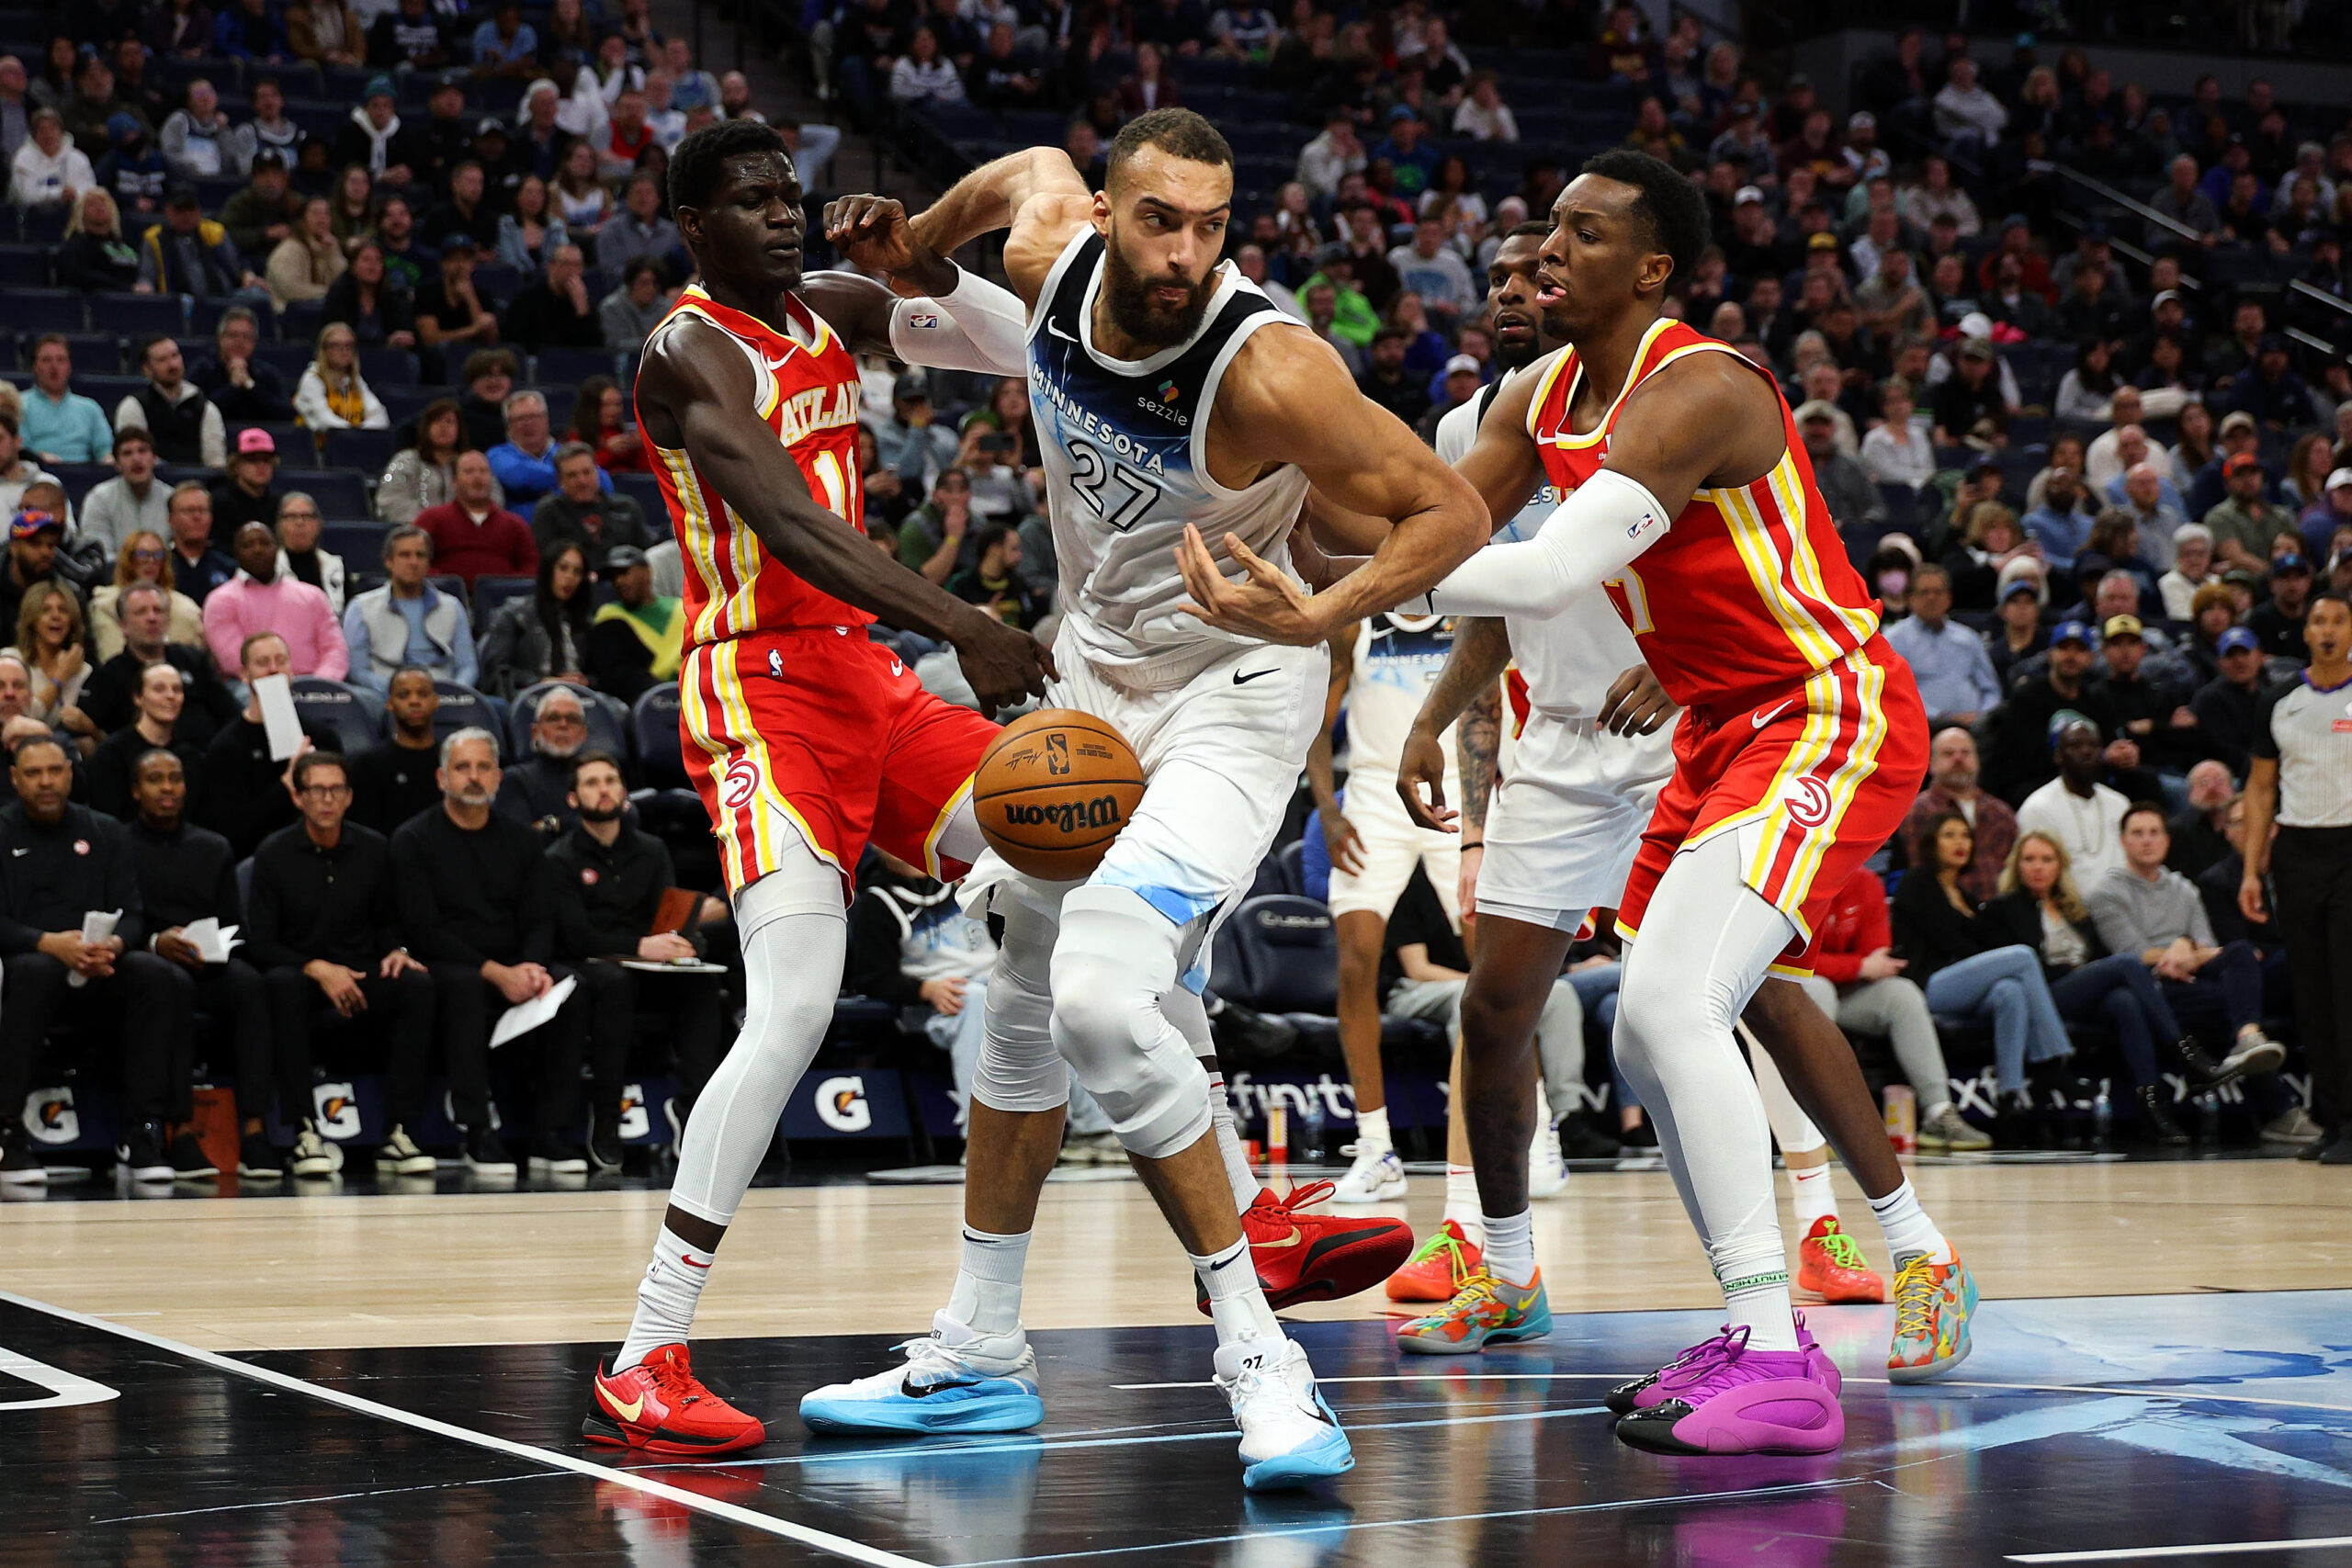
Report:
1752,699,1796,729
1046,320,1081,344
1233,668,1280,685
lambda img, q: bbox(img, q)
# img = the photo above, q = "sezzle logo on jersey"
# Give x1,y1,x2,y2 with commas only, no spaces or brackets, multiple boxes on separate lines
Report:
775,381,860,446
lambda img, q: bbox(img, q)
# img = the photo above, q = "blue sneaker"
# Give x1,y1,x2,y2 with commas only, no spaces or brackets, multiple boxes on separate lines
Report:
799,1312,1044,1435
1214,1337,1354,1492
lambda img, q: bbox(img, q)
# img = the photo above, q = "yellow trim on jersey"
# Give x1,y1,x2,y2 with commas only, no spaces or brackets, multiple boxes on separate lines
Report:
922,773,977,879
1761,455,1881,647
1766,960,1816,979
661,443,731,649
667,289,787,421
1776,649,1892,919
1523,347,1578,442
1546,317,1674,450
1708,475,1844,671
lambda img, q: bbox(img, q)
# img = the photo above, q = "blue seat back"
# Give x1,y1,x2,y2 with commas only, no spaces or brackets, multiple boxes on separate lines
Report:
1225,895,1338,1015
631,682,686,788
288,676,385,755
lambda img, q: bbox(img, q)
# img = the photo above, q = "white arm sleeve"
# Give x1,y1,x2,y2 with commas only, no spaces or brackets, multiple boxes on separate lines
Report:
1423,467,1673,619
888,265,1033,377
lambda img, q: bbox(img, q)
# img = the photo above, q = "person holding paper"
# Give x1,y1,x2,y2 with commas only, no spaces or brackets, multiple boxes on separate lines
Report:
127,749,289,1180
246,748,438,1179
547,750,725,1172
0,734,199,1188
391,726,596,1179
195,631,335,858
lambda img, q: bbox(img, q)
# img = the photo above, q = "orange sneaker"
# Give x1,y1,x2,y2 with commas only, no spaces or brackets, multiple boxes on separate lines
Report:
1385,1219,1482,1303
582,1343,766,1457
1794,1216,1886,1304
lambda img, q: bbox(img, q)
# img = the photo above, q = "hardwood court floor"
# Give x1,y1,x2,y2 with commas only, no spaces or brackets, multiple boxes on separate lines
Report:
6,1155,2347,1353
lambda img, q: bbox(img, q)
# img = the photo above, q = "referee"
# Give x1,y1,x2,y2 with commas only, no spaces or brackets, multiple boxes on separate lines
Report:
2241,590,2352,1165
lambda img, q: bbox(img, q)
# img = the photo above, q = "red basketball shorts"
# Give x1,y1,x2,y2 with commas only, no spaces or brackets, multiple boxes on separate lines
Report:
1614,637,1928,977
678,630,1000,897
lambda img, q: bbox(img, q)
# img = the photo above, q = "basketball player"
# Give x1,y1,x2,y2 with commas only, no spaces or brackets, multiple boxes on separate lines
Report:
1183,150,1970,1456
580,120,1059,1457
797,113,1488,1490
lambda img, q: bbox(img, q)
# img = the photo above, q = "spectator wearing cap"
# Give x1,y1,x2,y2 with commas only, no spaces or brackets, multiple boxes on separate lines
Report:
1988,618,2134,802
1369,105,1440,200
1928,333,2010,449
0,508,66,637
136,185,262,299
2016,715,2134,889
2299,467,2352,562
2248,553,2316,662
587,546,677,701
418,73,476,190
2159,524,2221,621
2204,452,2297,572
874,373,961,492
343,525,478,692
96,113,168,218
202,520,347,681
266,195,346,310
532,443,650,561
2191,626,2274,775
2185,409,2268,523
2093,613,2201,776
207,429,283,546
502,242,604,353
18,336,114,468
1981,250,2055,339
1989,567,2051,686
332,76,422,186
414,451,537,590
2230,334,2314,434
1415,354,1485,444
596,173,684,277
159,78,251,181
487,390,605,509
413,231,501,377
1796,400,1883,531
1887,563,2000,728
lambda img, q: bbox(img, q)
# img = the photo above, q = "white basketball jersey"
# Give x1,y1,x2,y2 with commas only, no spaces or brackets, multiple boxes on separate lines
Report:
1029,229,1311,689
1342,613,1458,794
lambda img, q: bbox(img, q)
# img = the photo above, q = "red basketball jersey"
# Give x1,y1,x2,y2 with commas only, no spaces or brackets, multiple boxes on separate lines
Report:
1526,319,1883,715
644,286,868,651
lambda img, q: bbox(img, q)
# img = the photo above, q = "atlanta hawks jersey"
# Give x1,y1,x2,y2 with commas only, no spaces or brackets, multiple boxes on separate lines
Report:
643,285,868,649
1527,319,1882,716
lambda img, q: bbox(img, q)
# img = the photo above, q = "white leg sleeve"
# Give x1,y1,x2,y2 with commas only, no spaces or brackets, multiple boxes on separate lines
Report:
1048,885,1214,1160
972,894,1069,1115
667,840,847,1227
1740,1019,1827,1156
1169,986,1261,1212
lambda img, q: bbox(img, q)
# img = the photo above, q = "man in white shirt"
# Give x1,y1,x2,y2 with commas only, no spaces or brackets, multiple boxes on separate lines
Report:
1295,109,1364,200
2084,390,2167,492
1385,216,1477,322
2017,719,2132,889
79,428,171,554
1932,56,2007,153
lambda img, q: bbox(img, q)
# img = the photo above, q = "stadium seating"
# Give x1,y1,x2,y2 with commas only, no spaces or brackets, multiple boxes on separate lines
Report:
290,677,388,755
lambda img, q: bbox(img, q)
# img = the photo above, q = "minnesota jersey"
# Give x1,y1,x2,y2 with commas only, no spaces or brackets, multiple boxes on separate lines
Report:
1029,230,1310,686
1341,612,1456,788
643,285,868,651
1528,319,1882,716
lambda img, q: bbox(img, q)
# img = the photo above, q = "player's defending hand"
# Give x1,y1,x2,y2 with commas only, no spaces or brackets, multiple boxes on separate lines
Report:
822,194,954,295
1396,724,1456,833
1598,664,1676,737
951,611,1057,717
1176,524,1330,645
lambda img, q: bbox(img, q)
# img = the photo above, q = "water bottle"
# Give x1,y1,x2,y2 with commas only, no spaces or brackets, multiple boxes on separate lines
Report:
2197,1091,2220,1144
1297,1093,1326,1163
1882,1084,1917,1154
2092,1085,2111,1146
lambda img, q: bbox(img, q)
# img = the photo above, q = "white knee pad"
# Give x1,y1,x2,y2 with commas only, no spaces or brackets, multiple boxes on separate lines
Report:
1162,986,1214,1059
1048,885,1214,1159
972,895,1069,1116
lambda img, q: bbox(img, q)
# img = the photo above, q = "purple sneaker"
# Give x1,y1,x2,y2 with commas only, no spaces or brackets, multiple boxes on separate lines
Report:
1613,1325,1845,1456
1606,1314,1839,1417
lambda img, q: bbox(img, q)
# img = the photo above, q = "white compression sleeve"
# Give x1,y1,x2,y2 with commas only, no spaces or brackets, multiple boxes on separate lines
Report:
1424,467,1672,619
888,266,1033,377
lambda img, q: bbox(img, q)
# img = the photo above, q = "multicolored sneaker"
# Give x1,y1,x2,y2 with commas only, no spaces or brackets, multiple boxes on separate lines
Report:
582,1343,766,1456
1384,1219,1480,1303
1795,1216,1886,1303
1606,1314,1839,1416
1886,1250,1980,1383
1612,1325,1845,1456
1396,1267,1553,1355
1197,1182,1415,1315
798,1312,1044,1435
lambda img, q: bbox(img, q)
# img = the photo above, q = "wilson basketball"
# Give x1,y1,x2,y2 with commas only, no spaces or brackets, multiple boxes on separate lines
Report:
971,709,1147,881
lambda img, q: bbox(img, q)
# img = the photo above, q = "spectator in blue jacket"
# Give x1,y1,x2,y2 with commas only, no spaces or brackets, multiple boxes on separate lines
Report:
487,389,609,507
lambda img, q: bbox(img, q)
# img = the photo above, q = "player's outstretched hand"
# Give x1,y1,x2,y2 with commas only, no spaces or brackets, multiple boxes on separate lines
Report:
1175,524,1329,645
1598,663,1676,736
1396,724,1456,833
952,612,1057,717
822,194,926,279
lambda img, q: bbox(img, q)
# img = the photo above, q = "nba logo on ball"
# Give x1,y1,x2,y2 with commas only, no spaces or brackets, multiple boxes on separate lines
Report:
722,758,761,811
1785,776,1835,829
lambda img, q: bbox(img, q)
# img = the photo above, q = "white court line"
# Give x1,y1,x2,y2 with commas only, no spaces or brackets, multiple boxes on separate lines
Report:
2007,1537,2352,1562
0,1289,932,1568
1114,1374,1623,1390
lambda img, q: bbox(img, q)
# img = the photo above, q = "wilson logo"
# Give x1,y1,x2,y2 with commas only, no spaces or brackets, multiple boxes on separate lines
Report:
1000,795,1124,832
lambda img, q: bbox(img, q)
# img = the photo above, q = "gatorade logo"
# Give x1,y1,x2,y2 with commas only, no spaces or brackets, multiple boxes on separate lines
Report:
617,1083,650,1142
816,1076,871,1133
25,1087,76,1145
1001,795,1123,832
313,1082,361,1140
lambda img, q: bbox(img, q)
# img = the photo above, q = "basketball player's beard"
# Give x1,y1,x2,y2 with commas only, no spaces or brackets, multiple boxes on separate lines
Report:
1492,320,1547,373
1102,235,1213,349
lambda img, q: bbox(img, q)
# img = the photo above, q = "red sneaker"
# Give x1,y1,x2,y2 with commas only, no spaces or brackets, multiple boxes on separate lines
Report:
582,1343,767,1457
1385,1219,1481,1303
1196,1180,1415,1314
1794,1216,1886,1304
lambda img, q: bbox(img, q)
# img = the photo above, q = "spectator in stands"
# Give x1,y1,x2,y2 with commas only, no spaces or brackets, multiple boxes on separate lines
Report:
138,183,263,300
0,732,196,1182
214,0,289,62
571,377,648,474
599,260,668,355
1928,334,2009,449
1453,69,1517,143
1384,215,1476,324
393,726,593,1174
493,684,590,830
266,195,347,311
208,429,284,544
469,0,537,77
1900,727,2018,902
2248,552,2315,661
0,506,61,639
78,432,164,555
156,78,244,182
1942,503,2039,614
2095,613,2200,775
2203,454,2292,575
250,745,437,1171
2300,468,2352,563
243,85,304,173
1985,570,2046,679
14,340,106,474
342,525,479,692
149,0,214,60
274,493,343,615
56,186,138,290
596,172,684,278
502,243,605,353
2017,716,2135,888
118,334,226,470
292,322,391,435
873,373,960,493
99,525,212,657
333,77,421,186
2104,467,2186,579
2184,410,2266,524
88,660,203,818
2169,760,2237,878
887,25,962,107
549,140,614,235
1887,564,1999,729
9,107,91,209
191,308,295,429
533,444,650,560
586,546,675,701
321,238,417,351
946,523,1046,630
2150,153,2220,245
2193,626,2272,775
203,520,347,681
1356,327,1430,426
2232,335,2313,434
371,197,435,293
1369,105,1439,202
85,575,232,735
11,582,98,750
479,540,592,699
495,174,570,273
379,400,491,525
485,393,594,510
2159,525,2220,620
346,666,442,834
2023,464,2096,579
433,162,501,253
0,426,51,528
1794,400,1881,531
896,467,977,585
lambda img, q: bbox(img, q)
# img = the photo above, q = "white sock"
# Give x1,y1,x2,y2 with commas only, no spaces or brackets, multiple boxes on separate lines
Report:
616,1227,714,1371
1480,1207,1536,1288
1867,1179,1952,1267
944,1226,1030,1334
1353,1103,1391,1156
1204,1070,1262,1212
1443,1164,1483,1244
1787,1161,1838,1232
1711,1232,1798,1352
1190,1236,1283,1344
